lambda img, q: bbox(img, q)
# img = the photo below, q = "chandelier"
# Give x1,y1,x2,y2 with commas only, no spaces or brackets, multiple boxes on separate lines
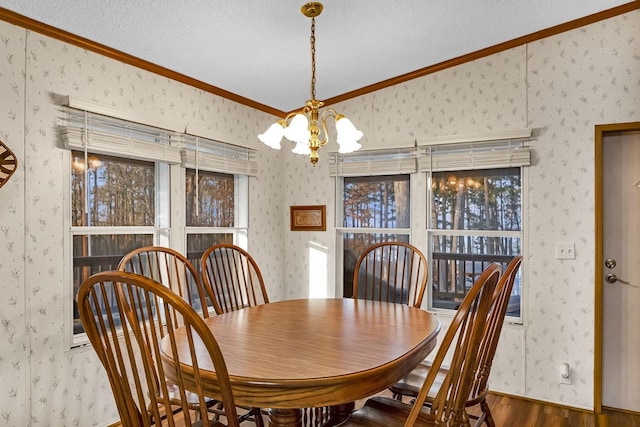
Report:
258,2,363,165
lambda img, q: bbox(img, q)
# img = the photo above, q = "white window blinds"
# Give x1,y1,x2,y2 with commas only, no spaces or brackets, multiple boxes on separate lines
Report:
329,130,532,176
416,129,532,172
180,135,257,176
417,139,531,172
60,108,257,175
329,148,417,177
60,109,182,164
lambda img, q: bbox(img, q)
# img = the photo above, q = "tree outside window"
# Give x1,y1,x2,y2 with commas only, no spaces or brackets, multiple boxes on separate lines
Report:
429,167,522,315
71,151,157,334
341,174,410,298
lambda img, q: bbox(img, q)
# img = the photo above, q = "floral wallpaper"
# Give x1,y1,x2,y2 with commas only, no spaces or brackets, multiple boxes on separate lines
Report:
0,8,638,426
284,9,639,411
0,21,27,427
524,13,638,404
0,20,282,426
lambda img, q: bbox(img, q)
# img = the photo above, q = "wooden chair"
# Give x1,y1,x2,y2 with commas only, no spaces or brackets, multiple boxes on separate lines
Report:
118,246,230,421
351,242,428,307
200,244,268,425
389,256,523,427
118,246,219,317
119,247,264,426
200,244,269,314
339,263,502,427
77,270,240,427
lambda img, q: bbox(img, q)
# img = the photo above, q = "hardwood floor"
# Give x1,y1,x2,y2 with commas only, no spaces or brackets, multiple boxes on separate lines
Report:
465,393,640,427
363,390,640,427
110,392,640,426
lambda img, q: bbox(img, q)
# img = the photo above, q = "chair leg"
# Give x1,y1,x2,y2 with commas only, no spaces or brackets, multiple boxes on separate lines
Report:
255,408,265,427
234,406,265,426
480,399,495,427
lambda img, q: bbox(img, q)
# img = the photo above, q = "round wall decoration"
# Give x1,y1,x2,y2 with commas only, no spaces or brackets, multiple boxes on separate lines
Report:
0,139,18,189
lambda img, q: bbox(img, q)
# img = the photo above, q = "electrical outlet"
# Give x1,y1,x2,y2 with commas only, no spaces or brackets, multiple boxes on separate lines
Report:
556,242,575,260
560,363,571,384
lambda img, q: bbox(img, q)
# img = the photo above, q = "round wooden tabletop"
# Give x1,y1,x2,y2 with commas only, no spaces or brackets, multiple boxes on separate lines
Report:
162,298,440,411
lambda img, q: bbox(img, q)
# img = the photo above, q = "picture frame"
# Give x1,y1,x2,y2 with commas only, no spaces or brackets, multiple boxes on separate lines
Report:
290,205,326,231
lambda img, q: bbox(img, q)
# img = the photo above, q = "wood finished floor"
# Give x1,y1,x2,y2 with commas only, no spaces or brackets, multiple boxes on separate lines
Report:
359,391,640,427
465,393,640,427
118,392,640,426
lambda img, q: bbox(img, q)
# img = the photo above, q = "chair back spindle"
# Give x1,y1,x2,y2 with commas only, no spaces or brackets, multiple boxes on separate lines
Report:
201,244,269,313
352,242,428,308
118,246,215,317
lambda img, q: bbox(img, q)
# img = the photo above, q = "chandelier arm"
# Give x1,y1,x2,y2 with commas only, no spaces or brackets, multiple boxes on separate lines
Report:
322,108,341,120
318,115,329,147
283,110,303,125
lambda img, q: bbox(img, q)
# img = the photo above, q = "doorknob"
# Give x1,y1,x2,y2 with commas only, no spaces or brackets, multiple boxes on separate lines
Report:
605,273,632,285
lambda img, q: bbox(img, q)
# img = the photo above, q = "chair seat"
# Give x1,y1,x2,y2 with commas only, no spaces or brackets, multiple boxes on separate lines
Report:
390,363,488,408
162,380,217,408
390,362,442,400
339,397,435,426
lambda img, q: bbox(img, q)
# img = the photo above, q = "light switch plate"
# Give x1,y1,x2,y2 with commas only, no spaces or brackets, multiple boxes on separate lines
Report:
556,242,575,260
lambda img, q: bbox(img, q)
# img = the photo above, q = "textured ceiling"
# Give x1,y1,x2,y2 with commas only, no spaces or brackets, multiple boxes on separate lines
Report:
0,0,633,113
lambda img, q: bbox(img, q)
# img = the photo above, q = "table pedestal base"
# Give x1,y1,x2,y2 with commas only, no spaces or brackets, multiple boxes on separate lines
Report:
268,408,302,427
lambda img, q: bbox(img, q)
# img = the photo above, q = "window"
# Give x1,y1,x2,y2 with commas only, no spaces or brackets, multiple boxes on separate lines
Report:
185,168,247,268
70,151,169,337
339,174,411,298
181,135,252,270
63,107,254,346
334,135,529,314
428,167,523,316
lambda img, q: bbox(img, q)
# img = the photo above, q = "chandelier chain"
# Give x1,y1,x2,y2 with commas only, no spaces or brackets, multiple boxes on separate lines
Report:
310,16,316,101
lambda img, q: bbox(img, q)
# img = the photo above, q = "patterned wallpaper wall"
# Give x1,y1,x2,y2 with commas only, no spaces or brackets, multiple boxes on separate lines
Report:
0,21,283,426
0,22,27,427
283,9,639,410
0,8,638,426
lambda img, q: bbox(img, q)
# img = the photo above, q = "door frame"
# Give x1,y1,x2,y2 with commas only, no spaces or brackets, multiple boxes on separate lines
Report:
594,121,640,414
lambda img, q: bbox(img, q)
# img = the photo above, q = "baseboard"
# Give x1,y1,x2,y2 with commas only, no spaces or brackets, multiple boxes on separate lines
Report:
602,405,640,417
488,390,595,414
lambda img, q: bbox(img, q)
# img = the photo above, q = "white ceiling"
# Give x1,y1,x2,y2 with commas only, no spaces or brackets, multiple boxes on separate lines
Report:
0,0,633,113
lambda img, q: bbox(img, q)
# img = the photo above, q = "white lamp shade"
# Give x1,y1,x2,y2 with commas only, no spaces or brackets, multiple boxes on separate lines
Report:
283,114,310,144
292,141,311,155
336,117,363,142
336,117,363,153
337,139,362,154
258,122,285,149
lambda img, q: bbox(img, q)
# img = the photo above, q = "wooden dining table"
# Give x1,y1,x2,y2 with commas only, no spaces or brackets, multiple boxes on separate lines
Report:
160,298,440,427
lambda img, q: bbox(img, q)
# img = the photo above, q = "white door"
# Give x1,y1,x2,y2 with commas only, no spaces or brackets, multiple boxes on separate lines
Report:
602,128,640,411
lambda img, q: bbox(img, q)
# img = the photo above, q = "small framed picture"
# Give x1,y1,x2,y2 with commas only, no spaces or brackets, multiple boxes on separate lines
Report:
290,205,326,231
